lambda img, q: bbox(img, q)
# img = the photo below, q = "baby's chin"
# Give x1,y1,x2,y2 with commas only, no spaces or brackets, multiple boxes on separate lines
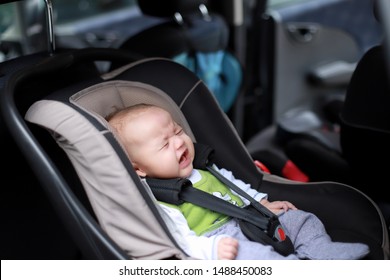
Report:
180,165,194,178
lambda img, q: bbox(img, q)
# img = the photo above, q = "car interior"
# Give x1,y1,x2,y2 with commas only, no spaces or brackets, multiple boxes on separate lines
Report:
0,0,389,260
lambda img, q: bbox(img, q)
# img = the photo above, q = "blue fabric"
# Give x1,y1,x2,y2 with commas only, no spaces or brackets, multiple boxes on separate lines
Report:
173,50,242,112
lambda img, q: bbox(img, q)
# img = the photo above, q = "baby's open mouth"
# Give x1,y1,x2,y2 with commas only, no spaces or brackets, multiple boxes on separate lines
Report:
179,149,188,168
179,149,189,165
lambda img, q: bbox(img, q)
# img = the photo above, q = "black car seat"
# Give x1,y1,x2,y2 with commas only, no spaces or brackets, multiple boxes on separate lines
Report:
1,0,388,259
247,108,347,183
339,0,390,203
340,44,390,220
113,0,242,113
1,48,389,259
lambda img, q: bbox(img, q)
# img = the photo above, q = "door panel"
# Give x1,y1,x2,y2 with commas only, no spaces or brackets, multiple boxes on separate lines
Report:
273,19,359,119
251,0,383,127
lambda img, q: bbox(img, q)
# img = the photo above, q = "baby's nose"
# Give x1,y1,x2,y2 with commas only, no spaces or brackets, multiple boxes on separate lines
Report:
174,135,185,148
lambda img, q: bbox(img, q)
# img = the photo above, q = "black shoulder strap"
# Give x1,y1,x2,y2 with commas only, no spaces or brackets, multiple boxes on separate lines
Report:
146,174,294,256
207,165,296,256
180,186,269,229
193,142,215,169
145,177,268,230
206,164,275,217
145,176,266,228
144,177,191,205
194,142,274,218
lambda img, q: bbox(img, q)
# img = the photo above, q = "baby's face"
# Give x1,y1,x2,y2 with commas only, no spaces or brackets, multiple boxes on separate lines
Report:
122,107,195,179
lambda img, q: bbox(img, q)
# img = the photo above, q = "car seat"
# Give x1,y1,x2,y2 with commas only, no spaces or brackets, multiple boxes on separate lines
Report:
246,108,348,183
113,0,242,113
1,46,388,259
340,44,390,216
273,45,390,197
340,0,390,227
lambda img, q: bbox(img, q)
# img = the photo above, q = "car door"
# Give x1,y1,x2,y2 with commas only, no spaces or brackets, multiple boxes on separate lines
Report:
244,0,383,139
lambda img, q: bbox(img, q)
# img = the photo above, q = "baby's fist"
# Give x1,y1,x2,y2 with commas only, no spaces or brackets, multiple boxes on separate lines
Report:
217,237,239,260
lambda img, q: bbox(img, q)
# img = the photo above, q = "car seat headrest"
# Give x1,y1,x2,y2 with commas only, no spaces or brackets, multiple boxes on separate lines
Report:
138,0,208,18
69,79,196,142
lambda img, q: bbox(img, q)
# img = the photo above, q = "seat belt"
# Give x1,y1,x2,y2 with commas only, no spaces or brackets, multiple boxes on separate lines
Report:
144,176,268,229
179,182,269,229
205,164,274,218
145,143,295,256
192,142,275,221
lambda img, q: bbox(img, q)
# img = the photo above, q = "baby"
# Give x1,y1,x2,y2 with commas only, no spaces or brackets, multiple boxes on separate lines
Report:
107,103,369,260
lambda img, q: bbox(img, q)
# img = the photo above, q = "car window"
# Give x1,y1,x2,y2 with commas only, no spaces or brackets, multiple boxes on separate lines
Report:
0,2,22,62
0,2,15,34
268,0,313,8
54,0,138,24
0,0,140,62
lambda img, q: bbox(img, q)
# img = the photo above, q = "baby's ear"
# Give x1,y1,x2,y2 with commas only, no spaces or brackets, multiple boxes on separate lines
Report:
133,164,147,177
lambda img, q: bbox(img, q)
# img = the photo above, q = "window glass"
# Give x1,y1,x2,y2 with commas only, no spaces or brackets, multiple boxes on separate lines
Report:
268,0,314,9
0,2,15,34
53,0,137,24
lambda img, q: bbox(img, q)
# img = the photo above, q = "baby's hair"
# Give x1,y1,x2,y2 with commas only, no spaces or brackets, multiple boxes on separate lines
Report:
106,103,154,122
107,103,184,136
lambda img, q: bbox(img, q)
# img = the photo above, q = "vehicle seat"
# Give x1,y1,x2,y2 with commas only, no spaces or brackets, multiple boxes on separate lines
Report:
340,44,390,218
3,0,386,261
113,0,242,112
246,107,349,183
4,54,385,259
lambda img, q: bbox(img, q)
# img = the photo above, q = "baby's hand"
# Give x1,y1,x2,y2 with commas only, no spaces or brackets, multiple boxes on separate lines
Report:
260,199,297,215
217,237,239,260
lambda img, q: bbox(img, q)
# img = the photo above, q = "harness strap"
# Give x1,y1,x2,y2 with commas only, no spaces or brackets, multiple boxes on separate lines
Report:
146,172,295,256
145,177,190,205
145,174,268,229
146,142,295,256
206,165,275,218
180,186,269,229
192,142,294,256
194,142,274,220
